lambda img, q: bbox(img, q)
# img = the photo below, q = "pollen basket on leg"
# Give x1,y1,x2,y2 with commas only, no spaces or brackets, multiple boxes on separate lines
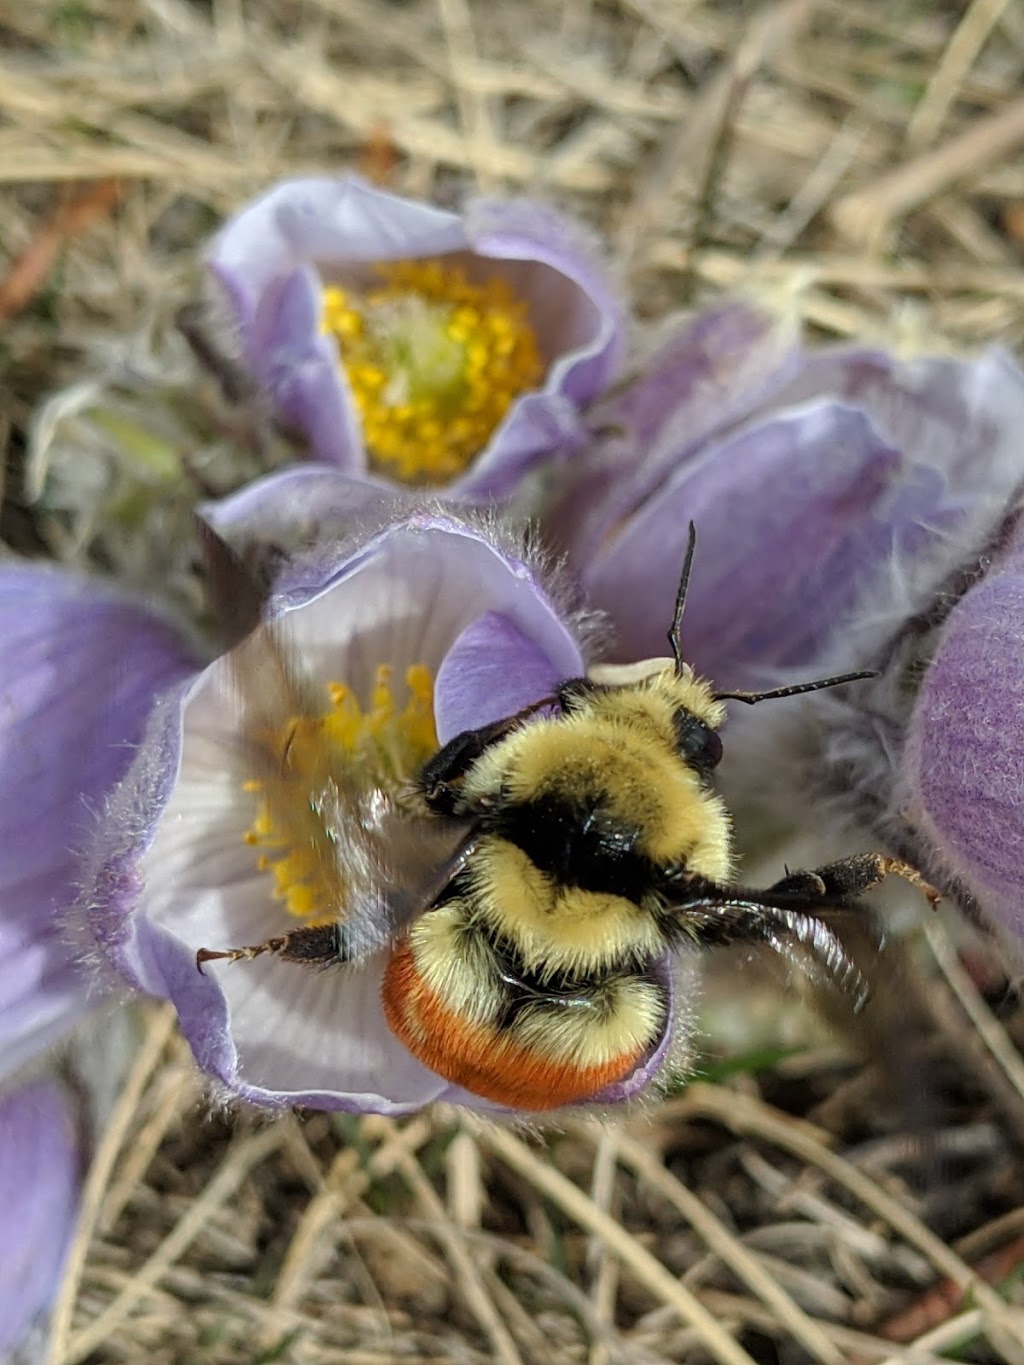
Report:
243,662,438,923
322,258,543,486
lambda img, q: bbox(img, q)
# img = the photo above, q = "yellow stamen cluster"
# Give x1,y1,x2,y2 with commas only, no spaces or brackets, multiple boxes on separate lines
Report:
322,258,543,486
244,663,438,922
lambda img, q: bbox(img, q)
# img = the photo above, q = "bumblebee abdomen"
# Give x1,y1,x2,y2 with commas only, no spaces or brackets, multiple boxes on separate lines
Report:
381,899,668,1110
466,837,667,972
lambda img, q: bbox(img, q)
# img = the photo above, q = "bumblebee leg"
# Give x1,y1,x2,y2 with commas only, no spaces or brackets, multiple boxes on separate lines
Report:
420,729,493,809
768,869,828,898
196,922,342,973
420,696,555,812
775,854,940,908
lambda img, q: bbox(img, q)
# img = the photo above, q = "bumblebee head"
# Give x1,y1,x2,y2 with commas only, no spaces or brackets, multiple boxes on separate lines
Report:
563,657,726,786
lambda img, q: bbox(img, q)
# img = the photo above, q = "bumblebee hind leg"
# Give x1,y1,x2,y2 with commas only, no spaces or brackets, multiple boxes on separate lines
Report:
196,921,342,973
771,854,940,909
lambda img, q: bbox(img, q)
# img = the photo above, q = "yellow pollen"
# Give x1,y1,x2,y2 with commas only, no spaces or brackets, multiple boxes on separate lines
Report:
322,258,543,486
243,663,438,922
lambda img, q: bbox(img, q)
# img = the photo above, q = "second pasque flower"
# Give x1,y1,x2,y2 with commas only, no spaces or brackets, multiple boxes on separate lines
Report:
208,177,622,497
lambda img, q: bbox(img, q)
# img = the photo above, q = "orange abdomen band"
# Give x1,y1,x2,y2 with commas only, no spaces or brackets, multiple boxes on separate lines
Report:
382,939,641,1111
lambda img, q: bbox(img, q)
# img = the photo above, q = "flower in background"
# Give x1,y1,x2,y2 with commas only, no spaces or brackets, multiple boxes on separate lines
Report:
550,301,1024,692
77,511,681,1114
0,565,198,1358
208,177,622,497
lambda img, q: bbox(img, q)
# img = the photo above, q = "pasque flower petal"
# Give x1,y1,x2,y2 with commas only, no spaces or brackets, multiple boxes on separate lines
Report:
711,350,1024,956
0,565,199,1081
613,300,799,455
0,1077,79,1355
244,265,364,475
435,610,574,738
587,401,950,687
576,328,1024,690
209,176,622,497
550,300,801,568
198,466,415,589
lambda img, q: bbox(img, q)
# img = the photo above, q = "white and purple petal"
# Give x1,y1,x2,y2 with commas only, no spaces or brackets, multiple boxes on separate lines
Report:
457,197,623,497
199,466,411,564
550,300,801,567
0,566,199,1083
585,403,932,687
896,519,1024,950
581,340,1024,690
244,266,364,471
0,1077,79,1356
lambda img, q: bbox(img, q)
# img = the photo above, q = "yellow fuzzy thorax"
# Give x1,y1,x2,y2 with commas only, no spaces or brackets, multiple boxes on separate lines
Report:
322,258,543,486
243,663,437,922
441,667,733,983
462,669,733,878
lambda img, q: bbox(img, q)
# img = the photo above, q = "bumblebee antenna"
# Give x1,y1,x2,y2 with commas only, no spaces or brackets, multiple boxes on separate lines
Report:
713,669,877,705
668,522,698,675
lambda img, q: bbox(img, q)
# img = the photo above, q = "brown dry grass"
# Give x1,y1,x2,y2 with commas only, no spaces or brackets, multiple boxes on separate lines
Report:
3,1,1024,1362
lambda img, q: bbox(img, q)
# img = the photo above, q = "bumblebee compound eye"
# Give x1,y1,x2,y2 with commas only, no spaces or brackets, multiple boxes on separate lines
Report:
673,710,723,775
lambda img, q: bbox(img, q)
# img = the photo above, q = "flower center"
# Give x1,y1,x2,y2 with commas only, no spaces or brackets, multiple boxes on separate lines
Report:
322,259,543,486
244,663,437,922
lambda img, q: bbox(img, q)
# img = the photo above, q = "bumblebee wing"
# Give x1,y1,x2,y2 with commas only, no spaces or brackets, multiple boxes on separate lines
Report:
228,622,478,956
197,519,478,966
228,618,349,914
662,875,874,1009
661,855,937,1009
332,800,479,960
195,804,478,973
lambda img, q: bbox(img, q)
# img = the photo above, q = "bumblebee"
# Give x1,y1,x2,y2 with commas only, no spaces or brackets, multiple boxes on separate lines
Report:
199,525,934,1111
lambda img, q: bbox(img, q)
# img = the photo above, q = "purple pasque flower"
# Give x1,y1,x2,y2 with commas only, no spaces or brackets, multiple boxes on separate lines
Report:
0,564,199,1085
557,301,1024,692
0,1077,79,1357
78,509,681,1115
208,176,622,498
